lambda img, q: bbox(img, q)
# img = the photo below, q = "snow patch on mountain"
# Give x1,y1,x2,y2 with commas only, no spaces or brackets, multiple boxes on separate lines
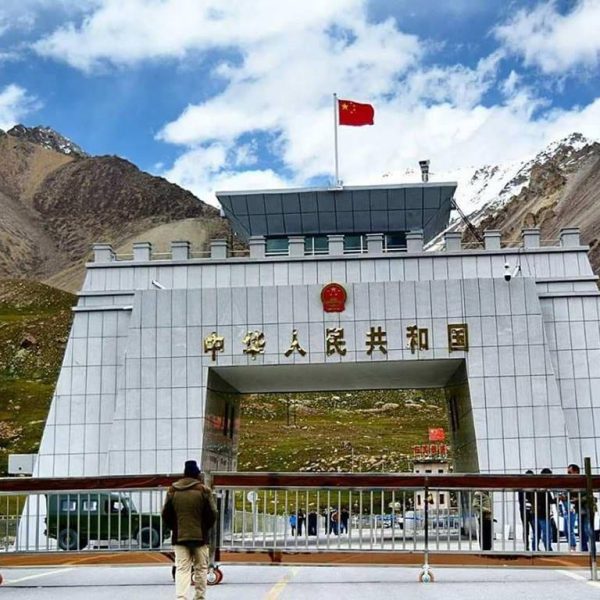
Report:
392,133,593,226
6,124,88,158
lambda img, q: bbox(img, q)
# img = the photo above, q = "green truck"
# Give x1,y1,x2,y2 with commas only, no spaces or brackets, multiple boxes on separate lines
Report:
44,492,168,550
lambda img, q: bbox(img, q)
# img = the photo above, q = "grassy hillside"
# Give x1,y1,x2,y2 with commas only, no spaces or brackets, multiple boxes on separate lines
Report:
0,279,74,474
238,390,450,472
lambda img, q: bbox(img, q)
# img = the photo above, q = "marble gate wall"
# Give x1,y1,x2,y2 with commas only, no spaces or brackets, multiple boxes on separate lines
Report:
34,221,600,477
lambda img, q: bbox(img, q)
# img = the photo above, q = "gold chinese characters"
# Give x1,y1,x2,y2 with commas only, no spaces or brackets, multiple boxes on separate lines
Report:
203,331,224,360
326,327,347,356
406,325,429,354
242,330,266,360
285,329,307,357
366,326,387,355
202,322,469,361
448,323,469,352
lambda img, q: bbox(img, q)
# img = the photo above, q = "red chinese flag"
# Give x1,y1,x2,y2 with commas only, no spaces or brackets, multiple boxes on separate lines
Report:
429,428,445,442
338,99,374,126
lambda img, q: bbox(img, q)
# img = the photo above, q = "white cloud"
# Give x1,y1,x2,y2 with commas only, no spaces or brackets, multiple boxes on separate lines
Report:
30,0,600,206
164,144,287,199
33,0,385,72
0,84,38,131
495,0,600,74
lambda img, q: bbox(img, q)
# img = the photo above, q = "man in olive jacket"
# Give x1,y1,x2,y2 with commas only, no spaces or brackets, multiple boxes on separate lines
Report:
162,460,218,600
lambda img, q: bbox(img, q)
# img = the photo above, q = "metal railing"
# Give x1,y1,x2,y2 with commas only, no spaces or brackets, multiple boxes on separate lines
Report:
1,472,598,579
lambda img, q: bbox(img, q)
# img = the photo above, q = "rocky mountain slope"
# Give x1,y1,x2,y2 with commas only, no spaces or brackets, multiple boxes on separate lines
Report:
466,138,600,270
0,125,228,291
419,133,600,272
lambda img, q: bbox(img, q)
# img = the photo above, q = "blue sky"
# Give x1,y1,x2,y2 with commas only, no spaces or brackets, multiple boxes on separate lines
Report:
1,0,599,205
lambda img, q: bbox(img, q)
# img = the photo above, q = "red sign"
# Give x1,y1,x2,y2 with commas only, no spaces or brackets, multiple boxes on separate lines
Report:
412,444,448,458
429,428,445,442
321,283,347,313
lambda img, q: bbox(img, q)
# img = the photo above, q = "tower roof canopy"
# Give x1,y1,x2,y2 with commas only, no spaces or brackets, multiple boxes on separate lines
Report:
216,182,457,243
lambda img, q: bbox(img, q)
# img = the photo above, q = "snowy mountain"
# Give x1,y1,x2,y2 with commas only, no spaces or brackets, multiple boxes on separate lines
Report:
404,131,600,273
5,124,89,157
395,132,600,248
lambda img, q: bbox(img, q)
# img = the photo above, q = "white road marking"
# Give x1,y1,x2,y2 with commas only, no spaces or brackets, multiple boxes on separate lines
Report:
556,568,600,587
555,569,586,581
5,567,75,585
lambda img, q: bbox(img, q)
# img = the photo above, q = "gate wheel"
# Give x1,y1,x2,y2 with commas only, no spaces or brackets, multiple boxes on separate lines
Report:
207,566,222,586
419,567,434,583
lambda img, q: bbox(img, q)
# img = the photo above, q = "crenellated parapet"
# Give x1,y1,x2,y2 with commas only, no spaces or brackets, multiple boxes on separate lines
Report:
92,227,584,264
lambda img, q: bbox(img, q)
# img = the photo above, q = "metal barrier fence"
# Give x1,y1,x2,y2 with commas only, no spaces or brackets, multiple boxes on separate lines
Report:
1,471,599,582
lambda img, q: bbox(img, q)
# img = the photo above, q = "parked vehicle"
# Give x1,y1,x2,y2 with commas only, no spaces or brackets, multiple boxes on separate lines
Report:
44,492,168,550
372,513,403,529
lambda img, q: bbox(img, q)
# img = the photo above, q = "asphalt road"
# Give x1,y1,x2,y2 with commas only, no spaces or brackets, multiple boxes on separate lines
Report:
1,564,599,599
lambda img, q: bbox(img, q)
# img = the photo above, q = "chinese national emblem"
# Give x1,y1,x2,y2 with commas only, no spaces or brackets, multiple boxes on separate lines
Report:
321,283,347,313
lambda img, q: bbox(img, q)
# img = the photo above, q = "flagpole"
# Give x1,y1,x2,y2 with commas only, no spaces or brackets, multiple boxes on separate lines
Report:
333,92,340,186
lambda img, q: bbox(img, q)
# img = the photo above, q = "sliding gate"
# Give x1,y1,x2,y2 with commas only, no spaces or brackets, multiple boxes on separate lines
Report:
1,471,598,582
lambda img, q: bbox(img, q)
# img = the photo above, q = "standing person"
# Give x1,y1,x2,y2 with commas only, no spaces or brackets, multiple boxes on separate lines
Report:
472,491,493,551
289,513,297,536
162,460,218,600
517,470,535,551
567,463,595,552
307,508,318,536
558,487,577,552
329,508,340,535
297,509,305,536
340,507,350,535
532,468,555,551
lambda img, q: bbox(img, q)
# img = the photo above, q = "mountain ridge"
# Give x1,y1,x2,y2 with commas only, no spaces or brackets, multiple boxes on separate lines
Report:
6,124,88,158
0,124,227,291
413,133,600,270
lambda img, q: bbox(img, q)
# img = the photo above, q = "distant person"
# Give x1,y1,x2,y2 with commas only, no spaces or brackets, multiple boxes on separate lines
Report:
329,509,340,535
517,470,534,551
289,513,297,536
566,463,595,552
340,507,350,535
308,508,318,536
532,468,555,551
472,491,493,551
297,509,306,536
161,460,217,600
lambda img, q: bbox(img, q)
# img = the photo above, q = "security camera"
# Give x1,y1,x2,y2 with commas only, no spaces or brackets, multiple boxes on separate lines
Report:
151,280,165,289
419,159,430,183
503,263,521,282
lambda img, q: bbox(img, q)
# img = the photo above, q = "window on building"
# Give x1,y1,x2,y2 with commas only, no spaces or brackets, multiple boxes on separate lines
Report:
265,237,289,255
385,232,407,251
343,234,365,253
438,469,444,473
417,494,421,505
439,493,445,504
425,469,432,473
304,236,328,255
